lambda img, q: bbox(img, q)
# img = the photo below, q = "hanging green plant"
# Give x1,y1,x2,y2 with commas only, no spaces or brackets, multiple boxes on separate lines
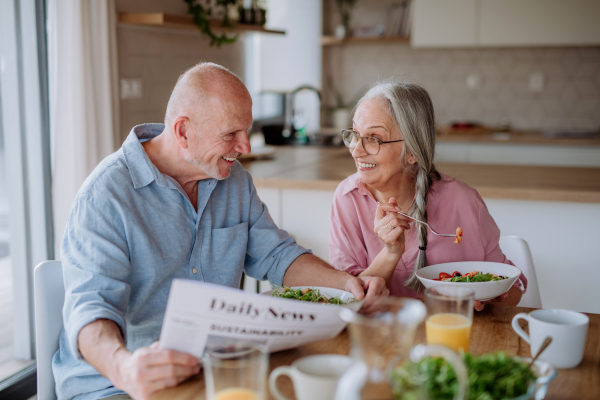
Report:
184,0,239,47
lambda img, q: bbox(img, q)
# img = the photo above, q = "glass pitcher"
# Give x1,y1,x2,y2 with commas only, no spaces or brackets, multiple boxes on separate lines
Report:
335,297,468,400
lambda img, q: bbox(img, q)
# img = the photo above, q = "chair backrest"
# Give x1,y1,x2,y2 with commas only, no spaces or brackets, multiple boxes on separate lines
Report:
499,235,542,308
34,261,64,400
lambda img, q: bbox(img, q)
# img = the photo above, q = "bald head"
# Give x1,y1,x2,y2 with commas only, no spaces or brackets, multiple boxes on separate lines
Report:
164,62,250,129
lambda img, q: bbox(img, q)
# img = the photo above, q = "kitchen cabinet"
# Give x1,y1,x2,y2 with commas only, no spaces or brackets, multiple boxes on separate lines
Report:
411,0,600,47
479,0,600,46
411,0,478,47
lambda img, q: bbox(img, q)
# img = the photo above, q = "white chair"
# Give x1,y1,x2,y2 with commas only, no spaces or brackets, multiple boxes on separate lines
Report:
34,261,64,400
499,235,542,308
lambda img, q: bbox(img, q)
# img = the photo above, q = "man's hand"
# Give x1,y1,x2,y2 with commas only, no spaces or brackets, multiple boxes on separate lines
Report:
111,342,200,400
78,320,200,400
344,275,389,301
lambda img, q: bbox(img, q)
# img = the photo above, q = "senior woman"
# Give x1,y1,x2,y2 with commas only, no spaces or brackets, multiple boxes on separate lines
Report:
329,81,526,309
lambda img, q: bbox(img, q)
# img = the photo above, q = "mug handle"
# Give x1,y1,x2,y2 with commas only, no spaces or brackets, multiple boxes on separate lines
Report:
511,313,531,344
269,366,293,400
410,345,469,400
334,362,368,400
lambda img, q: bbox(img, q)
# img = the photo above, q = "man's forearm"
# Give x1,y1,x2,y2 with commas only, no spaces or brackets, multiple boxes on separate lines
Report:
78,319,130,383
282,254,350,289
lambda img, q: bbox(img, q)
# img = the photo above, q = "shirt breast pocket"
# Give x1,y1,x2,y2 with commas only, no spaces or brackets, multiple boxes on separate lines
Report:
202,221,249,287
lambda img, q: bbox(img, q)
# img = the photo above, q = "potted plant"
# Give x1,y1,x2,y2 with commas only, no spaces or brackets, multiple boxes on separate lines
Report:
335,0,358,39
326,75,365,129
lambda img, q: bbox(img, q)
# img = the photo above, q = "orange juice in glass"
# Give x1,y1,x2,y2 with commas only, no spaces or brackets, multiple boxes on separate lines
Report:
424,287,474,352
203,344,268,400
215,388,260,400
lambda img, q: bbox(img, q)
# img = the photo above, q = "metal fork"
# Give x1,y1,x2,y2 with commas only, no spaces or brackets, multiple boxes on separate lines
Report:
395,211,459,237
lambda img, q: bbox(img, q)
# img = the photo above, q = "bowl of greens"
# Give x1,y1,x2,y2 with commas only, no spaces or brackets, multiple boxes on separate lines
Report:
416,262,522,301
263,286,362,310
389,351,557,400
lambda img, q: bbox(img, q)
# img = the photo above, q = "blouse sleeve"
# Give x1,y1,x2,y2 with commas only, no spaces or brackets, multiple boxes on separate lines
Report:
329,190,367,276
478,199,528,294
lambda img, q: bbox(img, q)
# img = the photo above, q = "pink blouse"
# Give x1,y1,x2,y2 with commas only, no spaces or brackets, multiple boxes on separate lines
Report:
329,173,527,297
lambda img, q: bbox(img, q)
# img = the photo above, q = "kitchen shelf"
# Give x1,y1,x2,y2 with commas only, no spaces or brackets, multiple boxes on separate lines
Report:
118,13,285,35
322,35,410,46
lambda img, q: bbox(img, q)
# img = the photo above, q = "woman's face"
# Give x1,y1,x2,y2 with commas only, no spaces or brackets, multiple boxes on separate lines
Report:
351,98,413,190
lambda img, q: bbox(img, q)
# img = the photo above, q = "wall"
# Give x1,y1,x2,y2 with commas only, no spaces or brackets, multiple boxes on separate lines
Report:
116,0,246,145
323,0,600,132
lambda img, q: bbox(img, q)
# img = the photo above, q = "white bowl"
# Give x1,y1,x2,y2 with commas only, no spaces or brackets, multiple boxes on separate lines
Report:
416,261,521,301
262,286,363,311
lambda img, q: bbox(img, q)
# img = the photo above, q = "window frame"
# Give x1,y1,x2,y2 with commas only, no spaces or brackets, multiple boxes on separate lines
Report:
0,0,54,397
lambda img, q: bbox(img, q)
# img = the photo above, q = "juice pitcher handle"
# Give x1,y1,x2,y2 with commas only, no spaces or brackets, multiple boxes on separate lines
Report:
334,361,368,400
410,345,469,400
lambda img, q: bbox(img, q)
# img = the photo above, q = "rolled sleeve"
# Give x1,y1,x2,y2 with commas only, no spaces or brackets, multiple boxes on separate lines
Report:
329,190,366,276
61,195,131,360
244,180,311,287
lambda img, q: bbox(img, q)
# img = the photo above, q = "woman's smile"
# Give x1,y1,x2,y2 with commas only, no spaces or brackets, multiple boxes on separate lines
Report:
357,160,378,170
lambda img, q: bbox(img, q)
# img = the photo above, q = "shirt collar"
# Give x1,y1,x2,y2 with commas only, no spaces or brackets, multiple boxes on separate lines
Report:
342,173,371,197
122,123,167,189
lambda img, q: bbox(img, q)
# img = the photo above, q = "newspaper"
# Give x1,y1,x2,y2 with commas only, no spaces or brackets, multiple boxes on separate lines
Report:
158,279,359,357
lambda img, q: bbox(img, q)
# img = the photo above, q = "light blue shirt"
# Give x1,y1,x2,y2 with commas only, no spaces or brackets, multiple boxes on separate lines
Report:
52,124,310,400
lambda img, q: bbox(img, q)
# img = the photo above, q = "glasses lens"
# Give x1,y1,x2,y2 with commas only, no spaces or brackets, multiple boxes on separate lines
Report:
342,130,358,148
363,136,380,155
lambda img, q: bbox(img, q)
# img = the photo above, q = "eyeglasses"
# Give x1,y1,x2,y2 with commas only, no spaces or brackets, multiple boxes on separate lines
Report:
341,129,404,155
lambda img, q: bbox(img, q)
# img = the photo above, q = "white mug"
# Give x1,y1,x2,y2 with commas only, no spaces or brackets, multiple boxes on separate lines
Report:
512,309,589,369
269,354,353,400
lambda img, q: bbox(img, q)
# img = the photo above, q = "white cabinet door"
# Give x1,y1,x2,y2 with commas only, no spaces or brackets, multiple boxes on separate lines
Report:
280,189,335,262
479,0,600,46
412,0,478,47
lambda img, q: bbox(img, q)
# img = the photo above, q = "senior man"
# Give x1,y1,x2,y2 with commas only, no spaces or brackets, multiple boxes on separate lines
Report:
52,62,388,400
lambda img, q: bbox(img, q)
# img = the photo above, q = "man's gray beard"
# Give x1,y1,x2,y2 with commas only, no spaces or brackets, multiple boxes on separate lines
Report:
184,154,228,180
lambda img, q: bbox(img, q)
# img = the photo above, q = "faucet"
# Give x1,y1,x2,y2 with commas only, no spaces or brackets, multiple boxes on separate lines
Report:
282,85,322,139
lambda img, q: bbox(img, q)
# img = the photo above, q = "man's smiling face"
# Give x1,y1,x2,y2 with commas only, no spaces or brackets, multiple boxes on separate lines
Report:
184,89,253,180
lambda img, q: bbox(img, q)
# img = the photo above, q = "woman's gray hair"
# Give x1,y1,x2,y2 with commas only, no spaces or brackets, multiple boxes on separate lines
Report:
356,80,441,292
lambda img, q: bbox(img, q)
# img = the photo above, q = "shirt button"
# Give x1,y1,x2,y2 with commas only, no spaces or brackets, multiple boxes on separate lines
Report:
192,268,198,274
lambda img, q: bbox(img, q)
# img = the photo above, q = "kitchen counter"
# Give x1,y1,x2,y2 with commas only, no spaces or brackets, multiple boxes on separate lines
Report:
436,127,600,147
240,146,600,203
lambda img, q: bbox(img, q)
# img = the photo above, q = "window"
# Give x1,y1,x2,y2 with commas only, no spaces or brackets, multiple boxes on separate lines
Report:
0,0,53,398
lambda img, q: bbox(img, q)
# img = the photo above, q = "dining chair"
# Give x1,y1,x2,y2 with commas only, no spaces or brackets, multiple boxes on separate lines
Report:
34,260,64,400
499,235,542,308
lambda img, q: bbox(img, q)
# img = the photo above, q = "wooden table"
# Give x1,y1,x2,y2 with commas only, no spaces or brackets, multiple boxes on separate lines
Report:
152,305,600,400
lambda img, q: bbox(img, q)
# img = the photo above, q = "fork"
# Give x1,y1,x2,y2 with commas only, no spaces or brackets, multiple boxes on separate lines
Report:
395,210,460,237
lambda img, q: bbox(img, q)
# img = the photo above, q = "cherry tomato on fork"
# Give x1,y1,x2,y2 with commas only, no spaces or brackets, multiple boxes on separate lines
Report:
439,272,452,280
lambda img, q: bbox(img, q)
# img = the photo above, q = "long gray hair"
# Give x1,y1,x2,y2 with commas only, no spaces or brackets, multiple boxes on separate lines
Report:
356,80,441,292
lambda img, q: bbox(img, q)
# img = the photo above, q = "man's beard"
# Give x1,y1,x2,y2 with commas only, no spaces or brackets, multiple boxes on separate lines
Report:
184,154,227,180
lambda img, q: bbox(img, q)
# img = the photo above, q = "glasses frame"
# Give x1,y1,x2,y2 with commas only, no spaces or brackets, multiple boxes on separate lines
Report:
341,129,405,155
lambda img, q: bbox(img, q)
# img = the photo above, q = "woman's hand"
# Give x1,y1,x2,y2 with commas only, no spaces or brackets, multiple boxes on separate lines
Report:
374,198,411,256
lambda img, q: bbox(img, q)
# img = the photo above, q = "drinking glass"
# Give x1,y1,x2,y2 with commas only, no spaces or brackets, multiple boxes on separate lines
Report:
424,286,474,352
203,343,269,400
336,297,468,400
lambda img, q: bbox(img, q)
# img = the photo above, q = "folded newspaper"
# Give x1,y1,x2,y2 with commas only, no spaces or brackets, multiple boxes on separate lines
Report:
159,279,360,357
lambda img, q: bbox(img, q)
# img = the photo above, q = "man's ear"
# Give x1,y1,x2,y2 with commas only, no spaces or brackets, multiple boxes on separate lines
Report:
172,116,191,149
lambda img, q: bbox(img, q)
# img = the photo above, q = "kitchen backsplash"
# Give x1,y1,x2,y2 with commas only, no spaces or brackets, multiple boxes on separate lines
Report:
117,26,245,145
324,45,600,131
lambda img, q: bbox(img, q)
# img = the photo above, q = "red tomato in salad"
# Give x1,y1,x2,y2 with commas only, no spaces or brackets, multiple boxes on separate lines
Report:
452,271,462,277
439,272,452,279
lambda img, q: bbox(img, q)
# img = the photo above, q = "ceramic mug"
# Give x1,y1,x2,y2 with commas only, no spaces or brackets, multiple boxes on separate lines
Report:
512,309,589,369
269,354,353,400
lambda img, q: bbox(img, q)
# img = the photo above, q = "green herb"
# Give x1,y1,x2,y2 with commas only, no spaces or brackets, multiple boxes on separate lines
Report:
271,286,353,305
449,272,507,283
390,352,536,400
